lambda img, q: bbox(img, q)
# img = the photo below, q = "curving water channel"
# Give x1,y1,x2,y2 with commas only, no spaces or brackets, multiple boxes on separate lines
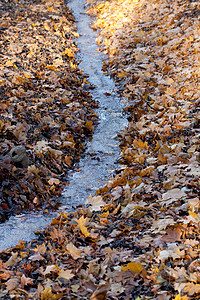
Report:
0,0,128,250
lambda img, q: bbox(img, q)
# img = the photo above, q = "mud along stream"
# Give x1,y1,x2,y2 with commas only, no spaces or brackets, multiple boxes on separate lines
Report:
0,0,127,250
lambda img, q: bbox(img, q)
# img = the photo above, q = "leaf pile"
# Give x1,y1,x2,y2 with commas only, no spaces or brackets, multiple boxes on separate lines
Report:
0,0,97,221
1,0,200,299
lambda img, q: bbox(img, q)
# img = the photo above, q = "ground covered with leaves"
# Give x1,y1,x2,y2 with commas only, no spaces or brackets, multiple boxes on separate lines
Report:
1,0,200,299
0,0,97,221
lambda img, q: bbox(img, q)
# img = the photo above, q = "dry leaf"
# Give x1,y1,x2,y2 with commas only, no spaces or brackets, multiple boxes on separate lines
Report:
76,215,90,237
122,262,143,274
66,242,82,260
58,268,74,280
21,274,34,288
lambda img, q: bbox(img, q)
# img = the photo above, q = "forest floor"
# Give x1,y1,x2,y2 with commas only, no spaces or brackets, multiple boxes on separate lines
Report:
0,0,97,221
1,0,200,299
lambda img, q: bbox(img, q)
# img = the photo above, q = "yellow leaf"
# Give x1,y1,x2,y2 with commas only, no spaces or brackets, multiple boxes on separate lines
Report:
62,48,74,57
46,64,58,71
99,211,109,218
189,211,199,220
117,71,126,78
132,139,148,150
76,216,90,237
173,293,188,300
70,62,77,69
5,59,16,67
122,262,143,274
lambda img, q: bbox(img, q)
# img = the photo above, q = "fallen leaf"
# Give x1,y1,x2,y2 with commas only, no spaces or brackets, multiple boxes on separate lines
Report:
5,278,20,291
91,283,110,300
58,268,74,281
76,215,90,237
21,274,34,288
122,262,143,274
66,242,82,260
29,252,45,261
43,265,59,276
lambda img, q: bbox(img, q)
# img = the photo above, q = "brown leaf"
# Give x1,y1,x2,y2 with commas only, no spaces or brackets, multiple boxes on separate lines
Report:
58,268,74,281
21,274,34,288
48,178,60,185
5,277,20,291
91,283,110,300
162,228,182,243
66,242,82,260
29,252,44,261
43,265,59,276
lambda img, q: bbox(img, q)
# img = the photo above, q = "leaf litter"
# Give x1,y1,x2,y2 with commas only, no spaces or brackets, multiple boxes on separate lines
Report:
1,0,200,299
0,0,97,222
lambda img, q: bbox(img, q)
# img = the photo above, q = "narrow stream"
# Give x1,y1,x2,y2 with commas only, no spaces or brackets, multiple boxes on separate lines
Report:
0,0,127,250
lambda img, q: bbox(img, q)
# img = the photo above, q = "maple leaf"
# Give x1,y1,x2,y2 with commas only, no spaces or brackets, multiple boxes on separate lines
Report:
75,215,90,237
5,252,20,267
43,265,59,276
184,283,200,296
173,294,188,300
57,268,74,282
86,195,106,211
48,178,60,185
162,228,182,243
91,283,110,300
